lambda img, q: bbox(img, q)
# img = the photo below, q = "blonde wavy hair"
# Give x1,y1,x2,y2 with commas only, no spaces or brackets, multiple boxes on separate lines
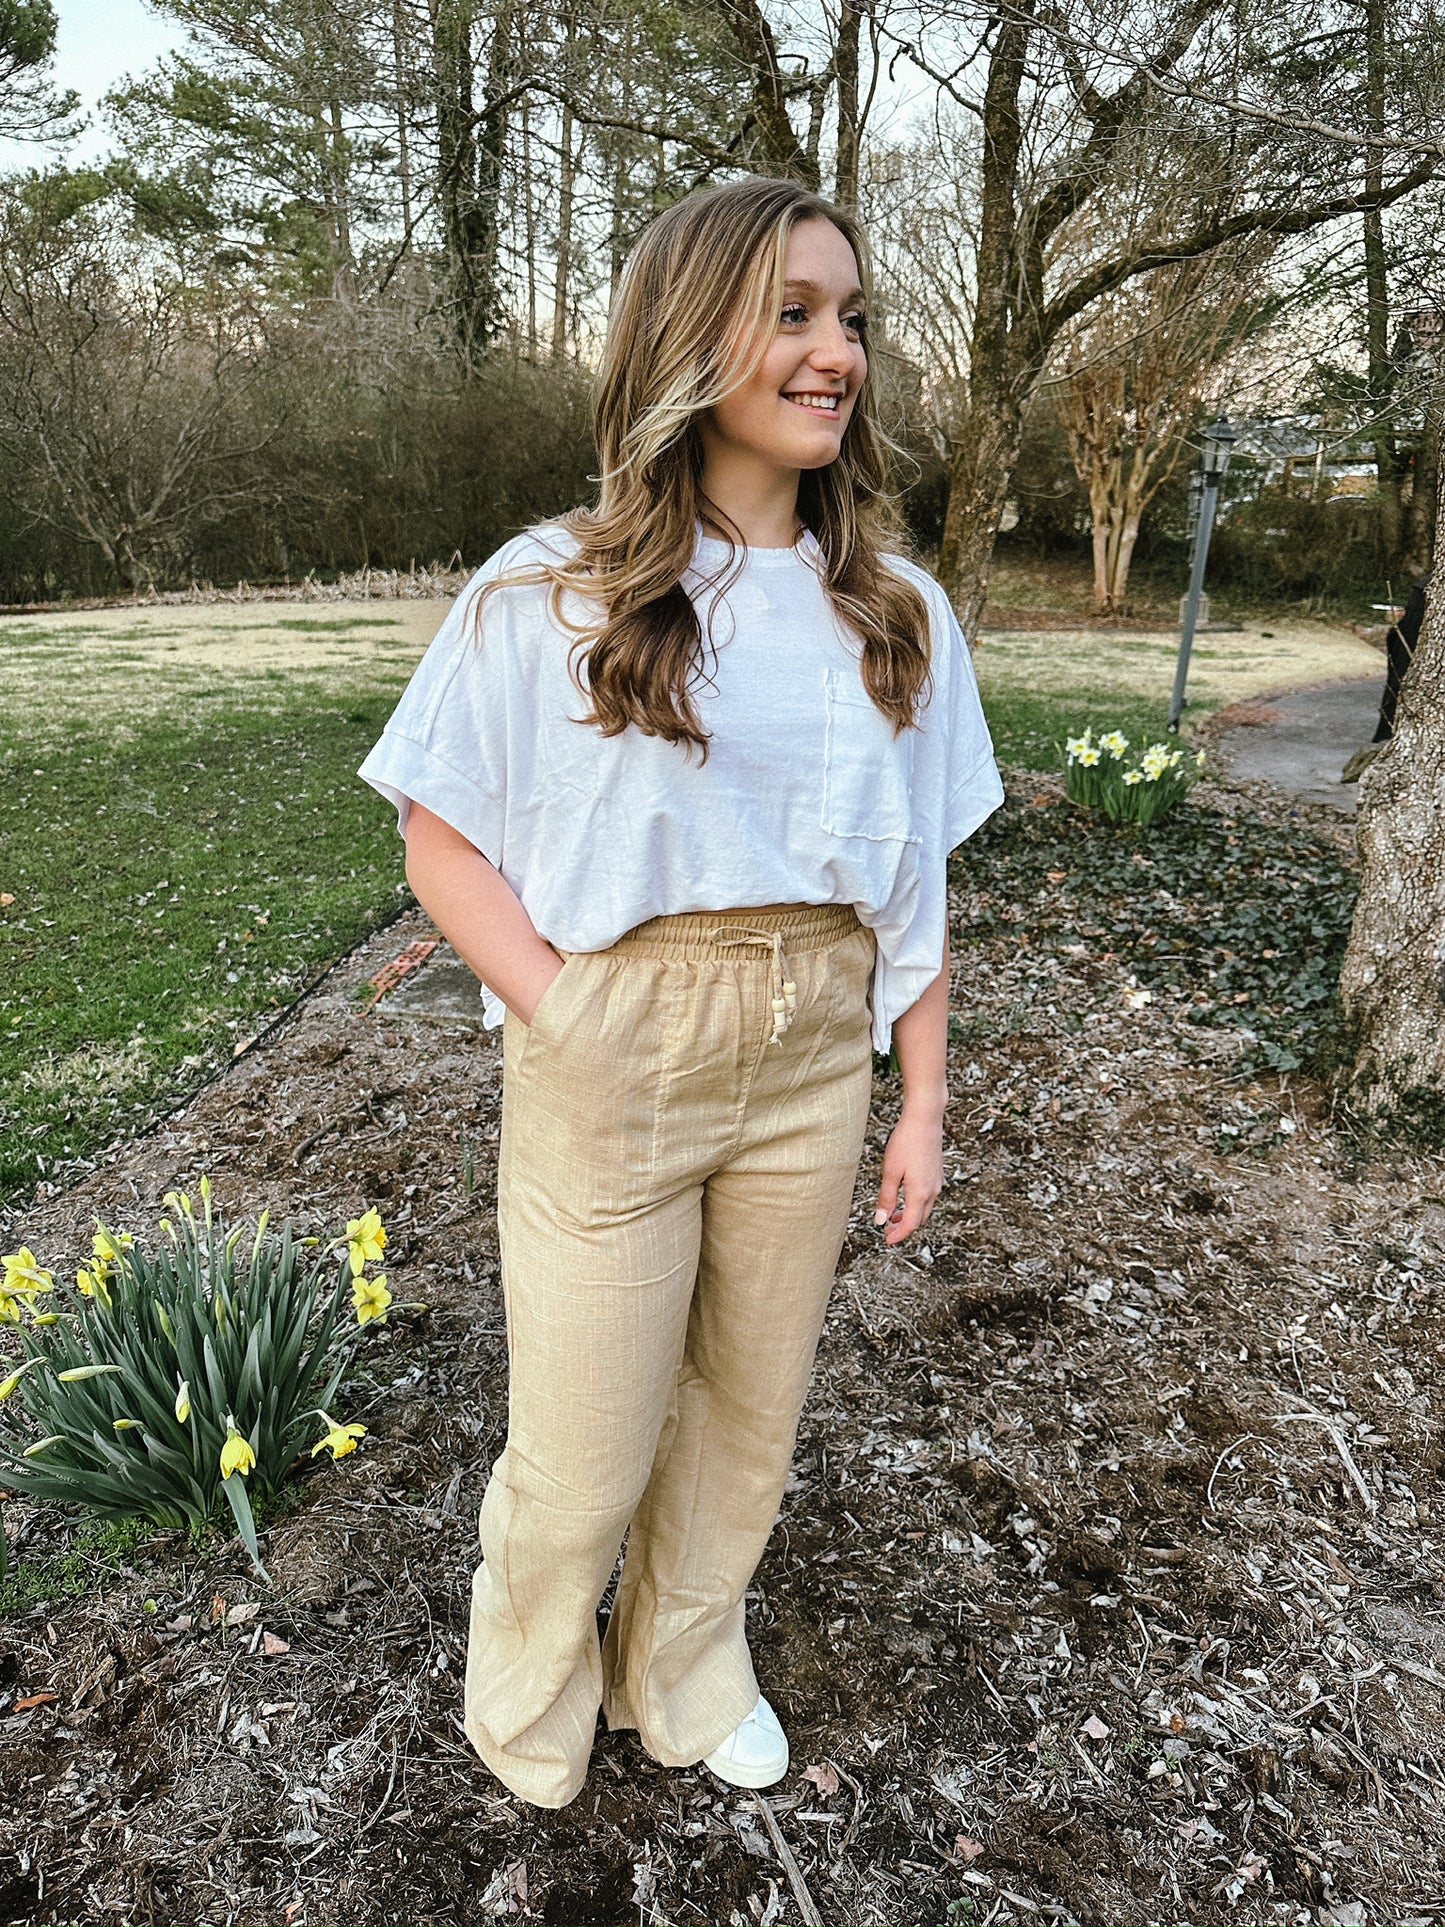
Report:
473,173,932,760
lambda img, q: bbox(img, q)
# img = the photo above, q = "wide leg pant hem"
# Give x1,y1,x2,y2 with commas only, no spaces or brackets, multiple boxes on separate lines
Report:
462,1710,590,1810
602,1670,761,1771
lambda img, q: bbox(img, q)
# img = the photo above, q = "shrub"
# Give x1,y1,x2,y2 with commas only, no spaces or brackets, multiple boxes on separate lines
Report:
0,1180,410,1579
1061,727,1203,826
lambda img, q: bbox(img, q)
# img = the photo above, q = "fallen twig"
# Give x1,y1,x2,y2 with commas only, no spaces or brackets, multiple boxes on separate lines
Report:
1274,1400,1377,1513
753,1793,822,1926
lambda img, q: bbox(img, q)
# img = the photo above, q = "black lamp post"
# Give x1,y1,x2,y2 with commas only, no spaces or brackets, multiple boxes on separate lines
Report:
1168,414,1237,733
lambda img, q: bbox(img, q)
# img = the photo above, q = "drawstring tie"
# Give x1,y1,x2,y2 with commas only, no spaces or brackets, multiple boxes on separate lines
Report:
707,924,798,1045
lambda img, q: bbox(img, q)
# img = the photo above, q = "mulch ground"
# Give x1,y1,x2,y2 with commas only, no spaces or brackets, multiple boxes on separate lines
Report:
2,772,1444,1927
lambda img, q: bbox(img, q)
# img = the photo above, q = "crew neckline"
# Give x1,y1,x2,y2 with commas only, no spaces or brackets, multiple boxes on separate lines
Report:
693,527,822,570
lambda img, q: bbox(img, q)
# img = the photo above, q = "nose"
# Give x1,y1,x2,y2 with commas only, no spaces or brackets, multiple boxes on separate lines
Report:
808,311,859,378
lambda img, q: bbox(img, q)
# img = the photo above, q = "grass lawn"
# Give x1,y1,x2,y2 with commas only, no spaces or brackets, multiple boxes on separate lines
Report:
973,607,1382,767
1,589,1377,1211
0,608,423,1207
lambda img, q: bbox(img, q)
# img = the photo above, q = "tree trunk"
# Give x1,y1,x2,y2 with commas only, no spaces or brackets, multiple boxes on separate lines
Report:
551,77,574,357
1091,499,1110,613
709,0,817,185
392,0,415,247
474,0,517,338
938,392,1023,636
431,0,511,360
113,531,141,594
834,0,860,206
1339,463,1445,1122
1363,0,1402,566
521,96,537,350
326,96,353,269
1402,382,1440,579
1108,508,1142,611
431,0,482,352
935,2,1030,632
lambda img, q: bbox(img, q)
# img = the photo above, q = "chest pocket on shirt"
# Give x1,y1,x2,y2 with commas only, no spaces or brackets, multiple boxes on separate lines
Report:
820,666,921,843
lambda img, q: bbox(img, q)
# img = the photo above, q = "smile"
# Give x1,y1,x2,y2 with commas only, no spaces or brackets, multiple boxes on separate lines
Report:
783,393,842,415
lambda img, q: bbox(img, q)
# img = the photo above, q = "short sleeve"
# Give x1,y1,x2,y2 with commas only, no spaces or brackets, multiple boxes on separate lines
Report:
885,555,1004,854
935,597,1005,849
356,573,508,867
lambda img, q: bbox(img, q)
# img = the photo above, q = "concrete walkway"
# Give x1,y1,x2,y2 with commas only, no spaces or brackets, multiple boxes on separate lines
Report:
1213,677,1384,814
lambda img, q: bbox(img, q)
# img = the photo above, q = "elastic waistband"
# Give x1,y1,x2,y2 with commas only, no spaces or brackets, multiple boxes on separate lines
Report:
606,901,863,961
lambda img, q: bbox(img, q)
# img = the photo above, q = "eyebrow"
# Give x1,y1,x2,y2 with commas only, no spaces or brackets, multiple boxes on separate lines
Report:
783,278,867,306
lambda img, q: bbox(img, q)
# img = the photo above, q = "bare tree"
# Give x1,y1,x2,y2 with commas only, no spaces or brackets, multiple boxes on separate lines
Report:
872,0,1438,630
1055,243,1271,614
0,200,266,590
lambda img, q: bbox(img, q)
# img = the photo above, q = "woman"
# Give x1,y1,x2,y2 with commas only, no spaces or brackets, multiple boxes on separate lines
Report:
357,174,1003,1809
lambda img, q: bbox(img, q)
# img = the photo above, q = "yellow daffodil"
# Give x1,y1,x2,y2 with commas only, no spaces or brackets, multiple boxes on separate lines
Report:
175,1380,191,1423
0,1357,43,1399
22,1435,64,1457
0,1287,21,1325
113,1418,143,1431
57,1363,123,1382
1100,731,1129,758
220,1419,256,1479
1196,749,1207,769
1141,743,1179,780
344,1209,387,1277
2,1247,54,1298
311,1412,367,1460
352,1272,392,1326
75,1265,112,1302
91,1228,134,1265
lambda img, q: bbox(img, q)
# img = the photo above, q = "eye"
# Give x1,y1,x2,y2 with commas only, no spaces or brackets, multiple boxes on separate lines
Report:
780,302,809,327
843,310,868,339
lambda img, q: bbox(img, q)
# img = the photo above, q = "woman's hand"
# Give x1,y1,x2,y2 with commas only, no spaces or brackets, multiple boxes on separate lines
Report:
878,937,951,1244
873,1107,944,1245
402,804,566,1025
517,948,566,1026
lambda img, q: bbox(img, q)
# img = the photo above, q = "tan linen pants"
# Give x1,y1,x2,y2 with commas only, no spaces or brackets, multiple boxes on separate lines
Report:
462,901,877,1808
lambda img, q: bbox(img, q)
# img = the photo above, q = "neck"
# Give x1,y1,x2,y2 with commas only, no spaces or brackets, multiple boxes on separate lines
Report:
697,444,802,548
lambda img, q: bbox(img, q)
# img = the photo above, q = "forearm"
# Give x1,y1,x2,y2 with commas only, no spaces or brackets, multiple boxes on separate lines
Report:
403,801,559,1019
890,937,950,1121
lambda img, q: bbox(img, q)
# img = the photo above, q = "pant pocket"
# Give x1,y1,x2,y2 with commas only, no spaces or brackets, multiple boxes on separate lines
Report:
524,949,578,1040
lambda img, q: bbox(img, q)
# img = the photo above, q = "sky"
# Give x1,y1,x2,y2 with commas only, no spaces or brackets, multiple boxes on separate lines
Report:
0,0,186,172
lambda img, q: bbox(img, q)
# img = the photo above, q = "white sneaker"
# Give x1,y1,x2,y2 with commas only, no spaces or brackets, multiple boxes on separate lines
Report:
703,1694,790,1789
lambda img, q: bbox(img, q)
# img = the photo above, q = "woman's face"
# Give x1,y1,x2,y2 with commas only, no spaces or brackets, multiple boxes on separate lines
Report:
702,217,868,477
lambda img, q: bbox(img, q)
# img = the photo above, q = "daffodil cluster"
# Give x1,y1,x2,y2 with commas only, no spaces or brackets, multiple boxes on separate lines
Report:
1062,727,1204,826
330,1207,396,1329
1,1246,55,1324
0,1177,398,1581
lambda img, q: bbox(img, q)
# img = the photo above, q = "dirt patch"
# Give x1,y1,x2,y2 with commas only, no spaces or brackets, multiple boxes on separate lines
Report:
1207,701,1287,731
1,778,1443,1925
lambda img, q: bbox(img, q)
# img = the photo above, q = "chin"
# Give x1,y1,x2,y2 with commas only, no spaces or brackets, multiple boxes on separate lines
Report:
777,426,848,468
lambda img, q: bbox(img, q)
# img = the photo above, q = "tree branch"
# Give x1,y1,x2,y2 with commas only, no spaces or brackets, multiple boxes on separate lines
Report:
1041,156,1439,347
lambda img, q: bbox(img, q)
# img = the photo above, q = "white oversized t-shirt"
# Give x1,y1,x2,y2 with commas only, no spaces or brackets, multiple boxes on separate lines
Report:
357,523,1004,1052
